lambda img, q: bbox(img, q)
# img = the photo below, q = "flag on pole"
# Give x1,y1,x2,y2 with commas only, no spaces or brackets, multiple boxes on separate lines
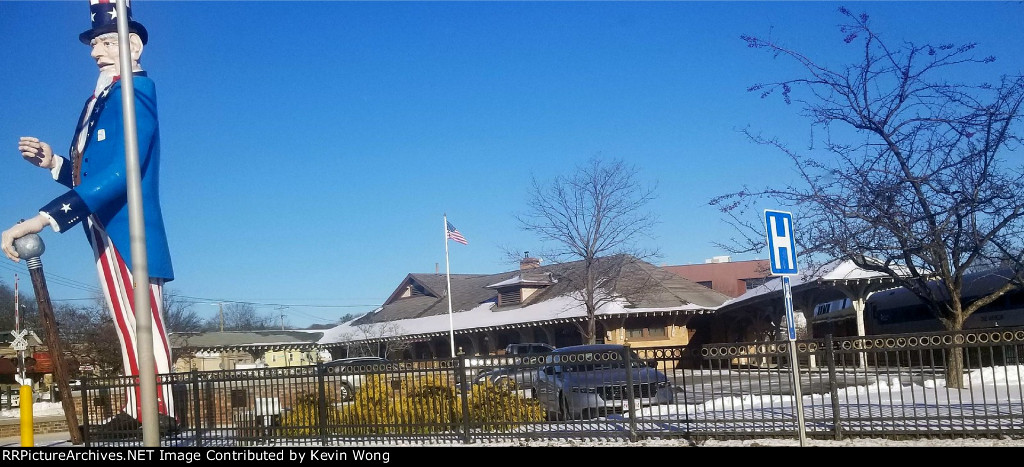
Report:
446,221,468,245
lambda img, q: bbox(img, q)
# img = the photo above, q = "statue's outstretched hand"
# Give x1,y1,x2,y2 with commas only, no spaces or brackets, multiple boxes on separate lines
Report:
1,215,49,262
18,137,56,170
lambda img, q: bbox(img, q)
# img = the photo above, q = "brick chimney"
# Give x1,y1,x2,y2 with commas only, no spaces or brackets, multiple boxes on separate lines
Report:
520,252,541,270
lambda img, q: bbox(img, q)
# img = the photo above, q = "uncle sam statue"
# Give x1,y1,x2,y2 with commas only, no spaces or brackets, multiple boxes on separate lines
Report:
0,0,177,434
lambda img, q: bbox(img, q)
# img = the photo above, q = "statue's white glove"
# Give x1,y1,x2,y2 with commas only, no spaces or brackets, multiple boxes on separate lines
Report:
18,136,57,170
1,215,50,262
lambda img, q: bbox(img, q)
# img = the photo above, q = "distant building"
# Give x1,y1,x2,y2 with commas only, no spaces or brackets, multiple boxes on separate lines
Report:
169,330,324,372
167,255,731,370
319,254,731,362
663,257,772,297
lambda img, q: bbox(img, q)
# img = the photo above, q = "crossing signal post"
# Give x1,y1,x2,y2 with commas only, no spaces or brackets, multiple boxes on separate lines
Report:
764,209,807,446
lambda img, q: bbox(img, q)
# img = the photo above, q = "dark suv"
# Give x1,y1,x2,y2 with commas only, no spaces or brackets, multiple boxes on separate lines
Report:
503,343,556,356
533,344,674,420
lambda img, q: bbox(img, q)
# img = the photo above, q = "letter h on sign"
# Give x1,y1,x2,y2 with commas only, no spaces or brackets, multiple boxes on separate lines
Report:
764,210,798,275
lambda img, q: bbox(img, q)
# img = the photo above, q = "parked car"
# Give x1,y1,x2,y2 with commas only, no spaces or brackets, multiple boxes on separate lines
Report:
323,356,391,402
503,343,556,356
472,343,556,394
532,344,675,420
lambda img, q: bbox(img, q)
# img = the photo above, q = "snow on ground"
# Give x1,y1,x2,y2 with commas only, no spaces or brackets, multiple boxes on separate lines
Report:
0,401,64,419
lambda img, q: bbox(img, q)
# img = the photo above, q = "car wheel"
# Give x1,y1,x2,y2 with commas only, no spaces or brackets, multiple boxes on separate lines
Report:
338,382,354,402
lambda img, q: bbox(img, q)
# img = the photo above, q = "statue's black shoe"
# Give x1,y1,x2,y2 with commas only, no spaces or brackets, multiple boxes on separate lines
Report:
83,412,182,441
82,412,142,441
159,414,181,436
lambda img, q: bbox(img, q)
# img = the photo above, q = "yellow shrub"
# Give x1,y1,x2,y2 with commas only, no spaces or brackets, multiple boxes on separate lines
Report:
331,373,544,434
466,379,546,431
278,391,340,437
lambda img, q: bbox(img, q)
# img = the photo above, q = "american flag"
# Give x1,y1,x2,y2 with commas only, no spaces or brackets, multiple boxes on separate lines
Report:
446,221,468,245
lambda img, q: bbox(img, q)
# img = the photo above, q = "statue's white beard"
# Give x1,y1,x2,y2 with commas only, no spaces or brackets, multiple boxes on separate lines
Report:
95,70,117,97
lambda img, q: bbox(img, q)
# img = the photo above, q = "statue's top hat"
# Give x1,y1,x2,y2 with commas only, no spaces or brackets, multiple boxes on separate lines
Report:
79,0,148,45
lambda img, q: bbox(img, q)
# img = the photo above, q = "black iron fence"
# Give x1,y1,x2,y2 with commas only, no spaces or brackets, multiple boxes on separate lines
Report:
77,326,1024,446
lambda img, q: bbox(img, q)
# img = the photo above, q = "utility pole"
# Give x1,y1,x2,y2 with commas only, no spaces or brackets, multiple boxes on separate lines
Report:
276,306,287,330
219,303,224,332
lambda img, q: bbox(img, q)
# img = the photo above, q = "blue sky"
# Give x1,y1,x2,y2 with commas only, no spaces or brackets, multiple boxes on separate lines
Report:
1,1,1021,328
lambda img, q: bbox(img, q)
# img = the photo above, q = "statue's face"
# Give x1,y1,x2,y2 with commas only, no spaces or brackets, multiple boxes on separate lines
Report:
88,32,142,75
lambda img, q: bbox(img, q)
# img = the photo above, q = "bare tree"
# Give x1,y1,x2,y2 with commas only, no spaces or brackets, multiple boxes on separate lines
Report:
162,289,204,333
517,156,660,344
334,320,410,359
204,302,276,331
305,313,359,330
53,302,121,375
711,8,1024,387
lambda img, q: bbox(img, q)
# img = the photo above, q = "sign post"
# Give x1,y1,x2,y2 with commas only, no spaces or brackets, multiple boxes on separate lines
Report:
764,209,807,447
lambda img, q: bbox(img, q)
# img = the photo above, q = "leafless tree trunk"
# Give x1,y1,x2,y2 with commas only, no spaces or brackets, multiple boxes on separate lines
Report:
53,302,121,375
162,289,204,333
336,321,410,359
517,156,660,344
206,302,277,331
711,8,1024,387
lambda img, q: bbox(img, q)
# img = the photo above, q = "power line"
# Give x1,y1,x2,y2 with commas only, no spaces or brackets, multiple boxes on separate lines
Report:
0,262,102,294
172,294,381,310
1,272,378,323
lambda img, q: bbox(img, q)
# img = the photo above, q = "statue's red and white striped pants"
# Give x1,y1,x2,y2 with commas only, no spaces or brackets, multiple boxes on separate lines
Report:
86,217,174,420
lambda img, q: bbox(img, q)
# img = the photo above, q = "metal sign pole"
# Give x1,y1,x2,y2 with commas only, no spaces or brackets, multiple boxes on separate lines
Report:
764,209,807,447
783,276,807,446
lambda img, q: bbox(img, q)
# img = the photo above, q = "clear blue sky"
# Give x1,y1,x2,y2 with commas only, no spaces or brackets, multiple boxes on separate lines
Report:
1,1,1021,328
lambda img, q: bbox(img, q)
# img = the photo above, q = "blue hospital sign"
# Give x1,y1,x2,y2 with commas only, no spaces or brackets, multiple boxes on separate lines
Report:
764,210,799,275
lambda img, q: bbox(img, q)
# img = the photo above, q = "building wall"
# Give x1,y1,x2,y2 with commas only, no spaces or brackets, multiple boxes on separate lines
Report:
264,350,320,368
603,317,692,347
664,259,771,297
173,351,256,372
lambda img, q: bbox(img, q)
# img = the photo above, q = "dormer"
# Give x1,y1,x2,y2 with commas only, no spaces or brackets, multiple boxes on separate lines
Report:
381,274,444,307
486,254,556,307
399,282,430,299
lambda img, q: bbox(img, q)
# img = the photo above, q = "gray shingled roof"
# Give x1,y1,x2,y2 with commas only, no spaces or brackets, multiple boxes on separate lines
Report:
354,255,731,327
169,330,323,349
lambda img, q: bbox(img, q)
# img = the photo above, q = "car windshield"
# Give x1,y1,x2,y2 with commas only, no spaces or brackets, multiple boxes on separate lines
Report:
327,357,387,366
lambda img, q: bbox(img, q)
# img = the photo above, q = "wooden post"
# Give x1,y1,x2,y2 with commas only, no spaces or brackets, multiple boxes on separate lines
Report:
14,234,83,445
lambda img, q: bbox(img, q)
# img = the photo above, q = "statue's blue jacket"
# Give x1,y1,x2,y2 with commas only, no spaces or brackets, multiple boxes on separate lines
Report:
40,73,174,281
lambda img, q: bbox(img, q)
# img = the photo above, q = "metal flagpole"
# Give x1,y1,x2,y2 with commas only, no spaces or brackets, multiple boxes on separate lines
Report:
444,214,456,357
114,0,159,446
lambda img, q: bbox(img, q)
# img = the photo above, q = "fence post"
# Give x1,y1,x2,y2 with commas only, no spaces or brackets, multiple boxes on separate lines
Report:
81,378,90,446
190,370,202,447
457,354,472,444
317,363,329,445
824,334,843,441
622,345,638,443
